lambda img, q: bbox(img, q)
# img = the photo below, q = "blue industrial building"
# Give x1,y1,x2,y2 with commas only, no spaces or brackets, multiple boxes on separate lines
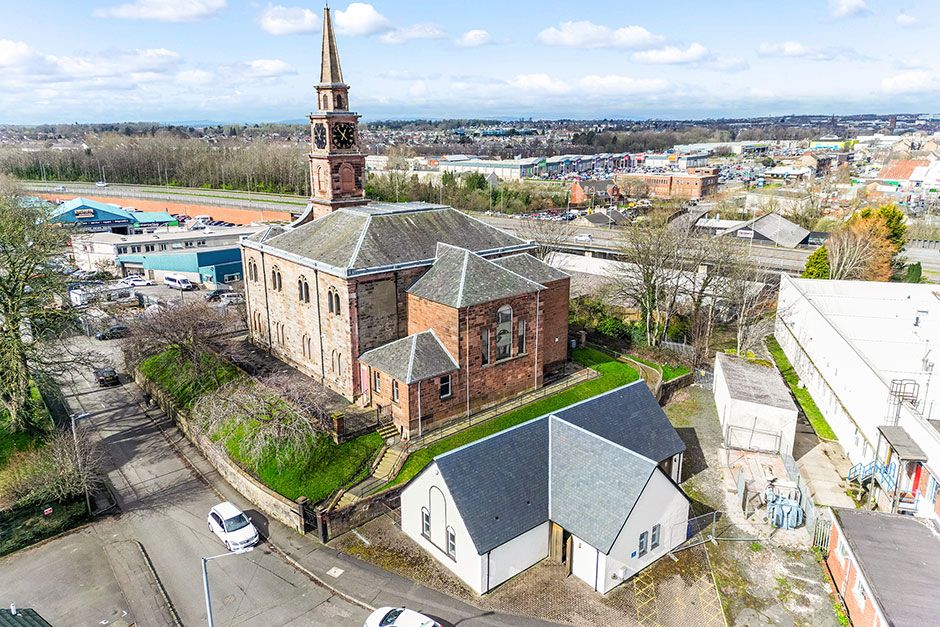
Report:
52,197,177,234
116,246,242,285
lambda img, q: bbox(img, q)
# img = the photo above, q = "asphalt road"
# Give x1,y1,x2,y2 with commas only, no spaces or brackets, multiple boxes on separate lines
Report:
47,336,370,626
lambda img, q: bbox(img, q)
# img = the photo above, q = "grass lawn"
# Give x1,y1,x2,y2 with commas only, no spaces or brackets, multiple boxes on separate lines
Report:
0,426,44,471
383,347,640,489
0,497,90,557
661,363,691,382
139,348,242,408
765,336,837,441
140,348,383,503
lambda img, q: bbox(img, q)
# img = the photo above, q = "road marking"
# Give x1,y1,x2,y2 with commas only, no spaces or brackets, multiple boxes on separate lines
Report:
326,567,344,578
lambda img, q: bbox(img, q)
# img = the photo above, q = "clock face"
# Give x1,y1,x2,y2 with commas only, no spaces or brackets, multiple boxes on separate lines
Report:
331,123,356,149
313,123,327,149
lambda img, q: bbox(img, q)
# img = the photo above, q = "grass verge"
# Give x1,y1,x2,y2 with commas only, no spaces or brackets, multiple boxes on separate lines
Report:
0,497,90,557
765,335,837,440
382,347,639,489
139,347,242,408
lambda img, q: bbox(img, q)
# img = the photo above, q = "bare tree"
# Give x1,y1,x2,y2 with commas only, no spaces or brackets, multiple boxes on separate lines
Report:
613,217,686,346
193,372,332,467
122,300,234,369
518,216,575,260
720,258,775,356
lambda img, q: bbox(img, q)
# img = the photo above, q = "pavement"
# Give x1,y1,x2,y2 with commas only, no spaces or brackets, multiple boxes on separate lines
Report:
1,334,553,626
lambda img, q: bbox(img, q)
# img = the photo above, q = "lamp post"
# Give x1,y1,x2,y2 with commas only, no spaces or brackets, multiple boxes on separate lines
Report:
70,411,92,515
201,547,254,627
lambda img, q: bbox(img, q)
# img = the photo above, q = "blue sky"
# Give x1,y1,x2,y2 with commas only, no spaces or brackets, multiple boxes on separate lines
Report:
0,0,937,123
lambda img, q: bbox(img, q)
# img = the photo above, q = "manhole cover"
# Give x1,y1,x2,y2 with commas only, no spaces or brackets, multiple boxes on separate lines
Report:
326,567,344,578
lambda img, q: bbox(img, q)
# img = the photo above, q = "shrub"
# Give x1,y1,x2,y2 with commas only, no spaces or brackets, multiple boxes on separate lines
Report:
596,315,631,340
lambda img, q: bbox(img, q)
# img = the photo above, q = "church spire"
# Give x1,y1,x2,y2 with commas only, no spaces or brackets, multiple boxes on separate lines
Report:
320,5,344,85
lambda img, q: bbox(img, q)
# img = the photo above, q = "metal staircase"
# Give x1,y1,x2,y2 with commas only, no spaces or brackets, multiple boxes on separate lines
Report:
847,460,898,493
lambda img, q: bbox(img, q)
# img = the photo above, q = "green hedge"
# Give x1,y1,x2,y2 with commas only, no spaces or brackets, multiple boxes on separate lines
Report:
384,347,640,488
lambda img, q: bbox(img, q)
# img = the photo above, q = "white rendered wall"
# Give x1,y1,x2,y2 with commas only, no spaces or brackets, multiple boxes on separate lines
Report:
483,521,550,593
601,469,690,593
400,463,485,594
571,535,600,590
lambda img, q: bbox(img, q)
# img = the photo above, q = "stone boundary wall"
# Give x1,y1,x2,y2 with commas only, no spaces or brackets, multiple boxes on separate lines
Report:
135,370,307,534
316,484,407,543
659,372,694,404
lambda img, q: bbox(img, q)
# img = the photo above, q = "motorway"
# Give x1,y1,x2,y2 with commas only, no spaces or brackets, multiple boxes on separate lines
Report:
22,180,940,278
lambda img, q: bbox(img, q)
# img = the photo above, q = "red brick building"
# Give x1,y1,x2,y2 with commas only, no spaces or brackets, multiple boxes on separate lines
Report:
825,508,940,627
615,172,718,199
570,179,621,207
241,12,570,439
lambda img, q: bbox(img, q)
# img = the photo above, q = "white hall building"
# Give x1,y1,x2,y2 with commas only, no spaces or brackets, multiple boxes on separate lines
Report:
400,382,689,595
776,275,940,520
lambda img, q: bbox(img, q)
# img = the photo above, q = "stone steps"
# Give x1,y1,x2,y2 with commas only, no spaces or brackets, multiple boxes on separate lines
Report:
377,423,398,440
373,447,404,479
337,491,359,508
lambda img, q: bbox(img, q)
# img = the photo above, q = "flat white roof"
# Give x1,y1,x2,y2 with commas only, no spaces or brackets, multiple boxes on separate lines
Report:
787,277,940,405
76,225,260,245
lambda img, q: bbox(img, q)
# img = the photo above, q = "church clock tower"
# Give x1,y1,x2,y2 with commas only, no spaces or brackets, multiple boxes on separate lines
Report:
307,6,367,220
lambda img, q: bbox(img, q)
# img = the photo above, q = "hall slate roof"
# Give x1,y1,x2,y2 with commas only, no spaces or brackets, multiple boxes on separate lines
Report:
357,330,458,384
243,203,532,276
430,381,685,555
491,253,569,285
407,244,544,309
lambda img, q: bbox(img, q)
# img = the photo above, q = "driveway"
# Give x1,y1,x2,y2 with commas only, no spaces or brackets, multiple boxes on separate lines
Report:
29,335,370,626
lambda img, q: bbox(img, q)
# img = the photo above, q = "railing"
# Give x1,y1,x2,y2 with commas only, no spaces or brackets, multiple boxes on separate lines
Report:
847,460,898,493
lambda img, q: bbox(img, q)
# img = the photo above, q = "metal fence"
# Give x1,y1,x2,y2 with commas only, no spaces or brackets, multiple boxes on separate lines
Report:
781,451,824,533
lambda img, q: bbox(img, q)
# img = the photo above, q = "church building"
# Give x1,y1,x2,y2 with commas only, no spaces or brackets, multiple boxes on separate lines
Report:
240,8,570,440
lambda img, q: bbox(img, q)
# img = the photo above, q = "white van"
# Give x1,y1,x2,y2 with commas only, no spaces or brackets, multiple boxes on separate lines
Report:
164,273,195,291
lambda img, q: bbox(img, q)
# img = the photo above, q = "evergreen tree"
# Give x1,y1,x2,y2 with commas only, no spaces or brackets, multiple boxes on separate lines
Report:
801,246,830,279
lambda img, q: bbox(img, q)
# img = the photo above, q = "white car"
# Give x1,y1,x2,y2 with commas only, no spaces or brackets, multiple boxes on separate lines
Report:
120,276,153,287
574,234,593,243
95,181,109,187
217,292,245,306
53,185,66,192
207,502,260,551
364,607,440,627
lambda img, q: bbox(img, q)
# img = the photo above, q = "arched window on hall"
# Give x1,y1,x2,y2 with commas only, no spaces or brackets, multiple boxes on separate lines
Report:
298,276,310,303
327,288,335,314
271,265,282,291
496,305,512,360
333,291,341,315
322,94,329,110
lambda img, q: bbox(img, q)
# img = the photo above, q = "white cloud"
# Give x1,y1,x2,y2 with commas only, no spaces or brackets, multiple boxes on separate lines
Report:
578,74,670,95
830,0,868,19
710,56,749,72
896,12,917,27
94,0,226,22
259,4,318,35
0,40,33,67
536,21,662,49
176,68,215,85
379,23,446,45
758,41,848,61
881,70,938,95
334,3,391,36
244,58,295,78
455,29,491,48
508,73,570,94
633,43,709,65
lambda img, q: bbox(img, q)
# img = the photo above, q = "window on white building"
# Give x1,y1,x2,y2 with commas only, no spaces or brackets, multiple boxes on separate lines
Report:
638,531,648,557
421,508,430,539
446,527,456,559
651,524,660,549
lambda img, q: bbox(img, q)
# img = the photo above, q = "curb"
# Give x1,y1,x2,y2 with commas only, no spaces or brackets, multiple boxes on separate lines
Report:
134,389,377,614
135,540,183,626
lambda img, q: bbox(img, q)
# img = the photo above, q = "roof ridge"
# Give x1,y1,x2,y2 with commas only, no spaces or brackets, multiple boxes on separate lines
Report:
406,334,418,382
347,213,372,269
456,248,470,308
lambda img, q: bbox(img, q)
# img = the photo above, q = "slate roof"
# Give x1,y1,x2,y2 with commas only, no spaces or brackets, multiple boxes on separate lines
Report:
832,508,940,626
715,352,797,412
583,210,629,227
0,609,52,627
246,203,531,276
578,179,618,196
407,244,544,308
549,418,656,553
245,224,286,243
425,382,685,555
553,380,686,463
491,253,569,285
358,330,458,384
436,419,549,555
